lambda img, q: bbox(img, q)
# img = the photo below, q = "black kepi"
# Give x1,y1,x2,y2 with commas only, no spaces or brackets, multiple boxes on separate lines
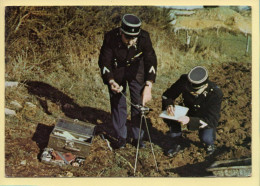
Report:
121,14,141,37
187,66,209,90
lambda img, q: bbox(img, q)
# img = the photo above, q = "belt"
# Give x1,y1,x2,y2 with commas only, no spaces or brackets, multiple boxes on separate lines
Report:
113,52,143,68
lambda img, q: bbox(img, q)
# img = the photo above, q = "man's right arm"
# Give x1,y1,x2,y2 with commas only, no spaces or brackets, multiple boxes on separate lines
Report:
162,75,186,110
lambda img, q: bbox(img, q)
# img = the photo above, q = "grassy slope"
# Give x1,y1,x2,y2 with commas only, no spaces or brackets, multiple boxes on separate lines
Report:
4,6,252,177
5,6,252,126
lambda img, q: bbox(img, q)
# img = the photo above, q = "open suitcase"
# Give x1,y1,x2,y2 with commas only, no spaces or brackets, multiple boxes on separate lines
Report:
47,117,96,157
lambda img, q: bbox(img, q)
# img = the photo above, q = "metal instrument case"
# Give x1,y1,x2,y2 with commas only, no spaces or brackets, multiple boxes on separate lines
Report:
48,118,96,157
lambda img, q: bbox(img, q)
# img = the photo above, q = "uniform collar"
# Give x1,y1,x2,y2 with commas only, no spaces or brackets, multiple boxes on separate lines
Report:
116,27,140,49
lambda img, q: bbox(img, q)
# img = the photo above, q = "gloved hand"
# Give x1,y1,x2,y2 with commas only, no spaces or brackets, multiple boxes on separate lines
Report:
109,79,122,93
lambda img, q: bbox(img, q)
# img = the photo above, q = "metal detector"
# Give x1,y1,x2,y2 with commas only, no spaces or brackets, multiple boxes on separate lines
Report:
119,90,158,176
133,104,158,176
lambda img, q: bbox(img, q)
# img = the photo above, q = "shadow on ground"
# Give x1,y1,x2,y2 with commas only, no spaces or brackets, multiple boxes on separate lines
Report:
165,146,231,177
32,123,54,160
24,81,162,149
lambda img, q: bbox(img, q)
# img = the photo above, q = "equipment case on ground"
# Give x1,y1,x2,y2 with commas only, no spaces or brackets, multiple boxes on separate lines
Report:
47,117,96,157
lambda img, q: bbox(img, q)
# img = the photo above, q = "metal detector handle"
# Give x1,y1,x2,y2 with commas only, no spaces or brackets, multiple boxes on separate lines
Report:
135,104,153,113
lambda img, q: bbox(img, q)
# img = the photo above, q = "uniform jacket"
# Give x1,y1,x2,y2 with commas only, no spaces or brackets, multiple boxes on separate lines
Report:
98,28,157,85
162,74,223,130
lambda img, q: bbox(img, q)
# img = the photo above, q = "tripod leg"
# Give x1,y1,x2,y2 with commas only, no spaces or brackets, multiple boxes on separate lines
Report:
143,115,159,172
134,114,143,176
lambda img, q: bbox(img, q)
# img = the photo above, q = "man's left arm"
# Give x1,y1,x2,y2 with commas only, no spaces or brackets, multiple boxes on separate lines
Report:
178,89,223,130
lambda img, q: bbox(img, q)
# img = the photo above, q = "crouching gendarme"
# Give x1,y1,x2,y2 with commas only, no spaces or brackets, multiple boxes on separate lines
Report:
162,66,223,156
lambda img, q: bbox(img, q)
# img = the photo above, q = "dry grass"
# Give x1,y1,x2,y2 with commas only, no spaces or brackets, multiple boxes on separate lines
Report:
5,6,251,117
172,7,251,34
4,6,252,178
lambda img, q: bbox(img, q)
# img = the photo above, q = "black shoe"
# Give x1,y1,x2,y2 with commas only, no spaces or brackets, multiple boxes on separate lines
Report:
167,144,181,157
116,137,126,149
206,145,215,156
132,139,146,149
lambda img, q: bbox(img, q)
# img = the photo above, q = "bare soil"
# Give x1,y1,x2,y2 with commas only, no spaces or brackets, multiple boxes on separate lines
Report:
5,61,251,177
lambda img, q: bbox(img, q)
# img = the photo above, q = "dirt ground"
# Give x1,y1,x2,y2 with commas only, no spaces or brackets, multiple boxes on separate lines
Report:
5,61,251,177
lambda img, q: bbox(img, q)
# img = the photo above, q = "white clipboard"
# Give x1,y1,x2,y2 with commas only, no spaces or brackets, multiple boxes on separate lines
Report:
159,105,189,120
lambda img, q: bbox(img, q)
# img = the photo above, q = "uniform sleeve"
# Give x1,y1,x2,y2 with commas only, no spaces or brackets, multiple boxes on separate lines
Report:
188,88,223,131
142,32,157,83
98,33,114,84
162,75,186,110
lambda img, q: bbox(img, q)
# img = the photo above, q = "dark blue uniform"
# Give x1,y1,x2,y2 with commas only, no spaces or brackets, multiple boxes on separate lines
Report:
162,74,223,145
98,28,157,140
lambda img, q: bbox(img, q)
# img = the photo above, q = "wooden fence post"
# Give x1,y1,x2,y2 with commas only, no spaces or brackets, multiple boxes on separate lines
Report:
186,30,191,50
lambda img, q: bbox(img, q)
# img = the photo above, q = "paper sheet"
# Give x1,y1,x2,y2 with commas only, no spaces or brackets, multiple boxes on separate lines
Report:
159,105,189,120
53,131,86,142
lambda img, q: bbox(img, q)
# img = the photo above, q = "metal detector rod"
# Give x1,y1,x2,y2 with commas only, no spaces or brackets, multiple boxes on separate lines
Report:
119,89,158,175
143,114,159,172
134,115,143,176
119,90,139,108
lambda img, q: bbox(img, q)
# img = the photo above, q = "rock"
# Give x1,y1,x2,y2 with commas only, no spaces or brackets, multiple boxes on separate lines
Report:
5,108,16,116
25,102,36,108
5,81,18,87
20,160,26,165
10,100,23,109
66,171,73,177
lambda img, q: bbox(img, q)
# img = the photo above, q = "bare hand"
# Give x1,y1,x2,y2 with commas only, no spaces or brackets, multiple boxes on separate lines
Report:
142,86,152,106
167,105,175,116
177,116,190,125
109,80,121,93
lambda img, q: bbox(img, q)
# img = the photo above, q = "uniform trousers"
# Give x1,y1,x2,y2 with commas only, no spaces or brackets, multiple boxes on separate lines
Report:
109,78,144,140
166,120,216,145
